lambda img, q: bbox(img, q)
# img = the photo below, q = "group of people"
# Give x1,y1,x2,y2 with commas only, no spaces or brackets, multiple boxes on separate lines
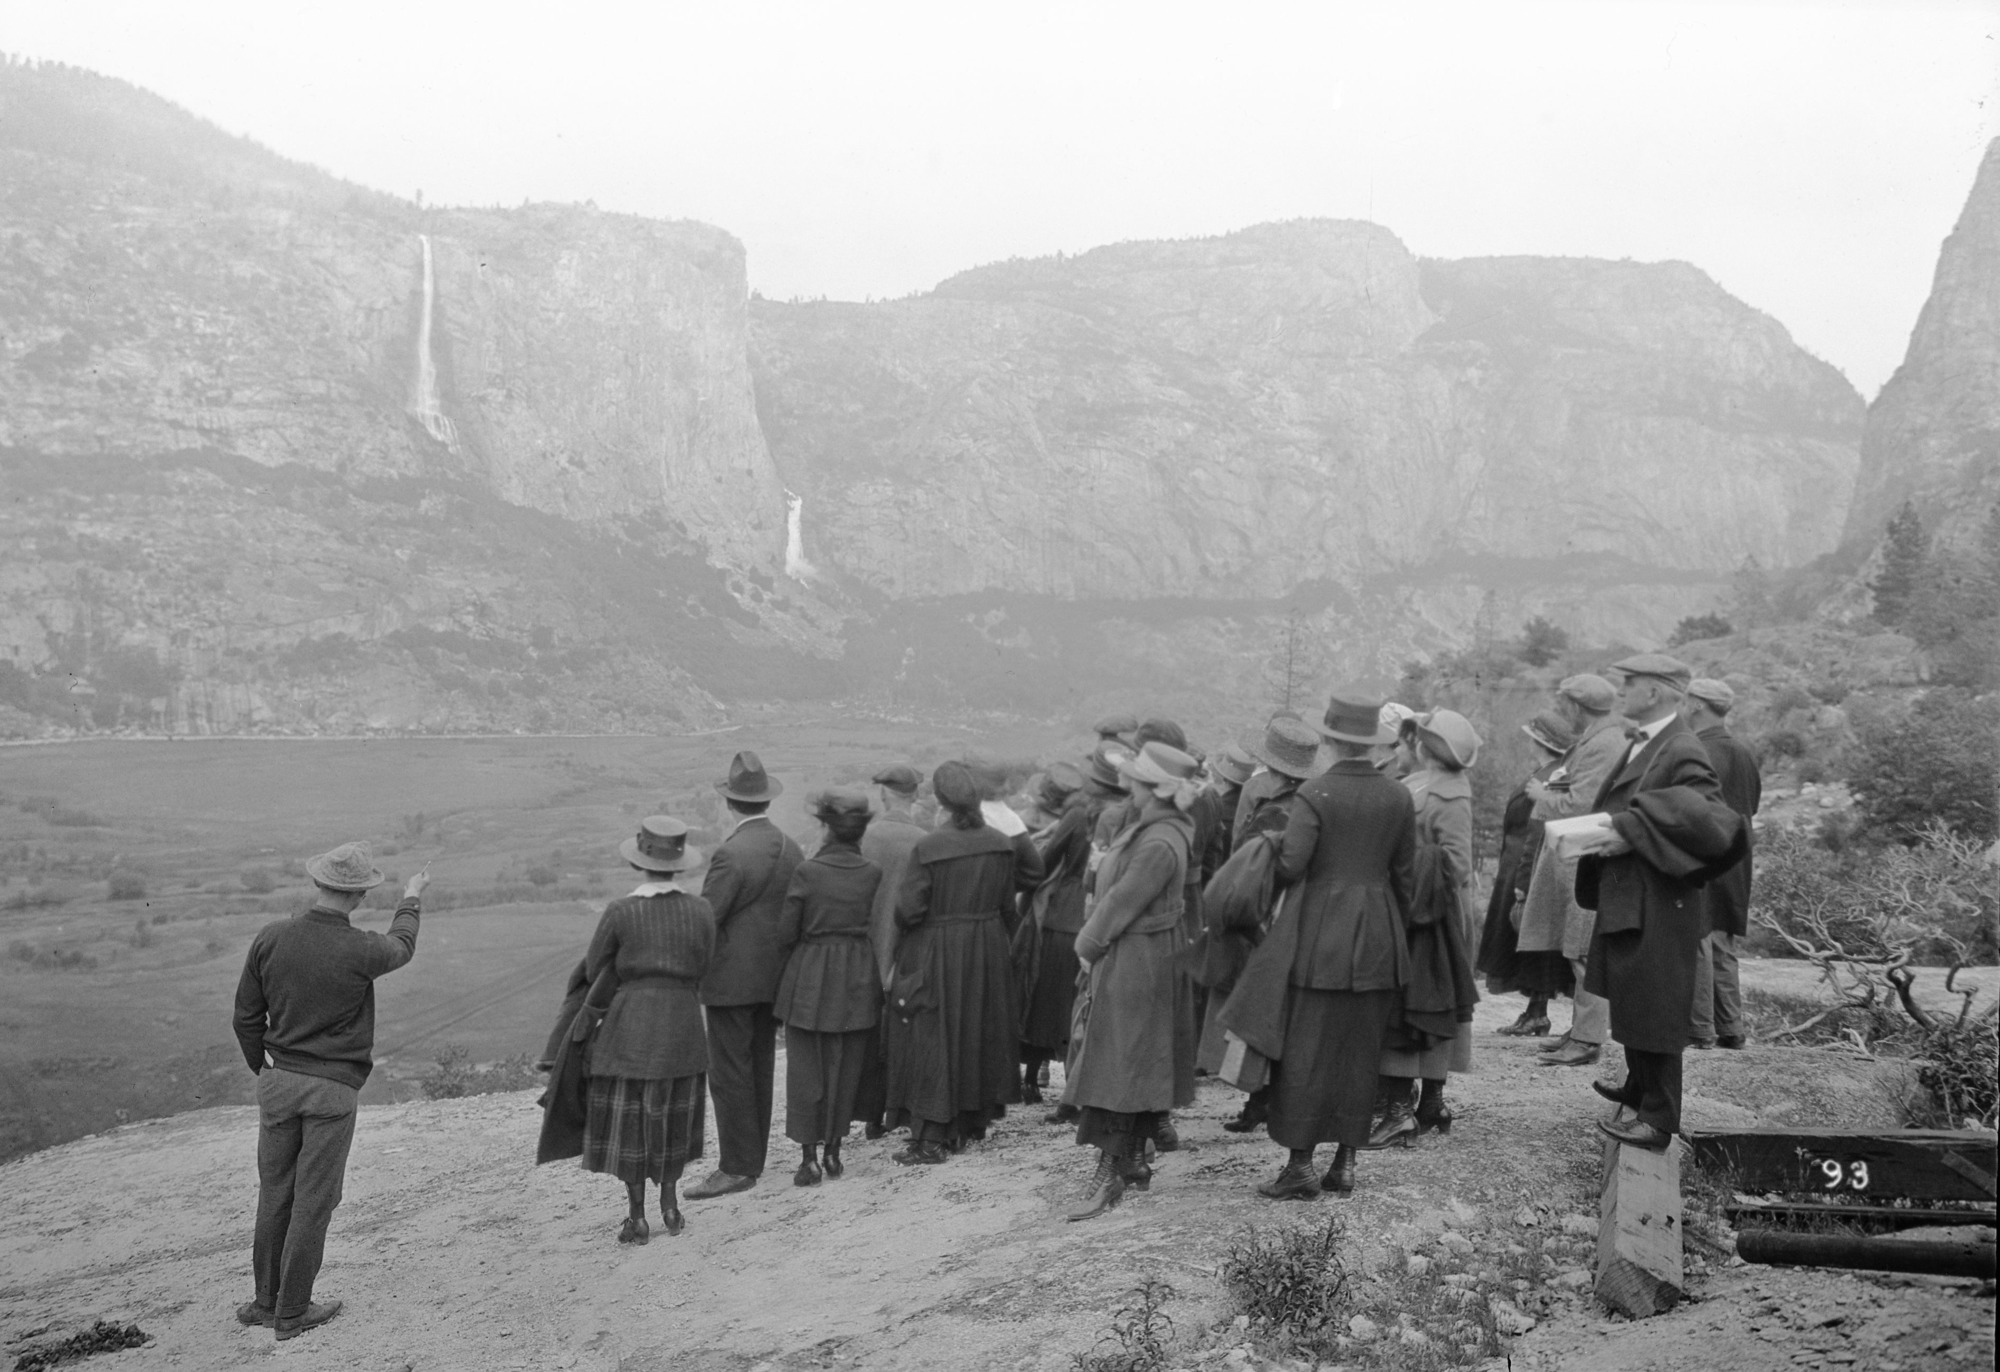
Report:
226,650,1756,1335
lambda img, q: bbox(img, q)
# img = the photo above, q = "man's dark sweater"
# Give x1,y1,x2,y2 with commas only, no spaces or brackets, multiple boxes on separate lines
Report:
233,900,421,1088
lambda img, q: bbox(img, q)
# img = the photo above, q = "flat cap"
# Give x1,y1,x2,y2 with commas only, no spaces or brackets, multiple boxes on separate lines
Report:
1685,677,1736,712
1093,712,1139,741
810,786,875,819
871,763,922,794
1557,673,1617,712
1610,653,1693,691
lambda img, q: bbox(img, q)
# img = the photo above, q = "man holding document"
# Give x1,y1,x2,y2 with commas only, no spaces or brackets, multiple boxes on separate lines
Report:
1561,654,1748,1151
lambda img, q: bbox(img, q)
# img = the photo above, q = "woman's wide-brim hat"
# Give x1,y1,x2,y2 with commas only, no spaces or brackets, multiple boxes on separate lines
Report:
1521,708,1578,755
715,749,783,802
1250,716,1325,780
1415,709,1484,770
1317,691,1397,746
304,842,385,892
1118,741,1200,790
621,815,701,873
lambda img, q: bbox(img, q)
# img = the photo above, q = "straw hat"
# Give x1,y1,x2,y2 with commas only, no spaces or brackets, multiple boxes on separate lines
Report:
1249,717,1324,780
620,816,700,873
304,842,384,892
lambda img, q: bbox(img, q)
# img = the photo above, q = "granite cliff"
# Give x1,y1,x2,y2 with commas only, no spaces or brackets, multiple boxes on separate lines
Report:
1846,138,2000,551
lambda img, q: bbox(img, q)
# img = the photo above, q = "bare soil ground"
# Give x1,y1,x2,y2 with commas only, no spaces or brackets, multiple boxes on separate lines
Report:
3,966,1992,1372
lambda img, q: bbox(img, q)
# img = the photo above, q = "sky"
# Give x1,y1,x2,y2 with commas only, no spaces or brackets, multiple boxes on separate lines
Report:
5,0,1997,398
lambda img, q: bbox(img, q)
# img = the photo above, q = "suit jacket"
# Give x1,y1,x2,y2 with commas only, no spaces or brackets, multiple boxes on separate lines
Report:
1580,715,1747,1053
699,816,805,1007
1697,723,1762,938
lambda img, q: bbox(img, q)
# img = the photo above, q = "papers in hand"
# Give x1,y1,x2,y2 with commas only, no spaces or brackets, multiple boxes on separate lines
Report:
1546,812,1621,860
981,800,1028,837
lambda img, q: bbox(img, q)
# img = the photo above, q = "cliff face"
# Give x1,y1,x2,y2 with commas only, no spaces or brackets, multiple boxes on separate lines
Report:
1847,138,2000,549
0,62,785,569
751,223,1862,613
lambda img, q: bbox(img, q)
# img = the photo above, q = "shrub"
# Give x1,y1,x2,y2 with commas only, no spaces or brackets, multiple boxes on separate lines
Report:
1669,612,1734,647
239,867,277,894
1913,1014,1999,1129
1759,729,1806,760
1220,1215,1352,1357
1848,688,2000,842
526,865,558,887
108,871,146,901
1070,1281,1176,1372
1517,616,1569,667
419,1045,542,1100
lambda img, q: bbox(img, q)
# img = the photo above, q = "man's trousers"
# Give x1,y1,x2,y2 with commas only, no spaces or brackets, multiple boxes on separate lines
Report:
1689,931,1743,1045
705,1002,778,1179
1567,956,1610,1045
254,1068,358,1318
1612,1047,1684,1136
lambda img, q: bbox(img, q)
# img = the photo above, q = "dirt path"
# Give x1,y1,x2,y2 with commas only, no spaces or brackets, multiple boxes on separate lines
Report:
3,978,1992,1371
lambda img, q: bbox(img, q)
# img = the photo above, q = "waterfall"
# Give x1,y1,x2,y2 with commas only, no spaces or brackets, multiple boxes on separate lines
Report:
784,489,819,582
409,234,460,453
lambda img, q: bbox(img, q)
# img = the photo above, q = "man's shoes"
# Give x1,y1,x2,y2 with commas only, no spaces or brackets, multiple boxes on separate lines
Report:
1539,1040,1601,1067
1540,1031,1572,1051
1716,1034,1747,1050
893,1140,949,1166
1597,1117,1673,1152
273,1301,341,1341
793,1157,822,1187
235,1302,275,1329
1257,1161,1322,1201
1591,1080,1637,1107
684,1169,756,1199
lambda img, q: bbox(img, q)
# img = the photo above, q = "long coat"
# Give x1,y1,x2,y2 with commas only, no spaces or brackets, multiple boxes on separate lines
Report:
583,889,715,1080
1696,724,1762,938
773,845,883,1033
1065,805,1197,1114
884,824,1045,1125
1516,714,1629,957
1475,759,1573,993
861,808,928,986
1580,717,1749,1054
1399,768,1481,1049
1012,795,1097,1051
1219,759,1416,1061
699,817,805,1007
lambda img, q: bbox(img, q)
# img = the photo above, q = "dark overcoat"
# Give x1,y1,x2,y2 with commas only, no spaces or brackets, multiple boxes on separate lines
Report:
1697,724,1762,939
1012,796,1096,1050
773,845,884,1033
884,824,1045,1125
584,890,715,1079
535,960,604,1165
1065,805,1197,1114
699,817,805,1007
1218,759,1415,1060
1580,717,1748,1054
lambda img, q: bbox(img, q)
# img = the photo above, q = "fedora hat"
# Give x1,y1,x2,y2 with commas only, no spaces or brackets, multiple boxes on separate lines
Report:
811,786,875,822
715,750,783,803
1521,709,1578,755
1318,691,1397,746
1414,709,1483,770
620,815,700,873
1250,717,1324,780
304,842,384,892
1082,741,1133,792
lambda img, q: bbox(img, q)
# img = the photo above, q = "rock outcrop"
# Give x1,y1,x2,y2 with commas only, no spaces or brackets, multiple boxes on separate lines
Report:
1846,138,2000,550
751,224,1862,622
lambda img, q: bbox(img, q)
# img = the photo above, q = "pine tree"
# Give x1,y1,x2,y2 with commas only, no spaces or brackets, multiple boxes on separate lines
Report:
1262,609,1324,714
1518,615,1570,667
1871,501,1927,627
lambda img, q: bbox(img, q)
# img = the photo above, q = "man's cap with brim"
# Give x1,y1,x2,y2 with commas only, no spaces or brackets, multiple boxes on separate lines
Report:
1092,712,1139,741
1557,674,1618,712
1037,761,1086,810
1610,653,1693,692
1685,678,1736,712
871,763,922,794
621,815,700,873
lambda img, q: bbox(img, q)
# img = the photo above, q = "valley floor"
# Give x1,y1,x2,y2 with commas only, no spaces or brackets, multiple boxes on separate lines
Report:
3,973,1994,1372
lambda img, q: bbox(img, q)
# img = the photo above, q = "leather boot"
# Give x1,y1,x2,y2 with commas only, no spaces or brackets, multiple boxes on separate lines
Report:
822,1141,844,1179
1021,1061,1044,1105
1119,1136,1152,1192
1045,1102,1079,1126
1320,1143,1356,1194
1362,1081,1417,1151
1152,1116,1180,1153
1415,1080,1453,1136
1257,1157,1322,1201
893,1139,948,1166
1066,1149,1125,1221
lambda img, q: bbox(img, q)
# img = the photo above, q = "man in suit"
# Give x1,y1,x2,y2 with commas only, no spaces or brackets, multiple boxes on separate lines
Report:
1580,655,1747,1150
686,751,803,1198
1683,678,1761,1050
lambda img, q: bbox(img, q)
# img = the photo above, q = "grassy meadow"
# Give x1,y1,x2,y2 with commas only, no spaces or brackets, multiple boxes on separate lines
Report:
0,717,1072,1162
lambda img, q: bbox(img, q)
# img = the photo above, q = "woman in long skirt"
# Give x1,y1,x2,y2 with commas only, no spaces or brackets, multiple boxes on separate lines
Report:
1475,710,1577,1034
773,788,884,1185
884,761,1046,1164
1368,709,1482,1148
579,816,713,1243
1062,743,1201,1220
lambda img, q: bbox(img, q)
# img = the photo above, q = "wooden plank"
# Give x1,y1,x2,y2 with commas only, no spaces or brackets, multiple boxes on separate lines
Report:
1727,1200,1998,1231
1683,1128,1999,1202
1597,1139,1684,1317
1737,1230,1998,1279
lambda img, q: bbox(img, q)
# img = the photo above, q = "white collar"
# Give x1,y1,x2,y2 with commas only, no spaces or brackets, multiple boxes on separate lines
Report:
630,880,696,898
1628,714,1674,747
728,813,771,837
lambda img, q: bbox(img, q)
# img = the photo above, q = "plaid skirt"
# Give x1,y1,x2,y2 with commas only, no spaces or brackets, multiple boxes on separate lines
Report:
580,1074,706,1187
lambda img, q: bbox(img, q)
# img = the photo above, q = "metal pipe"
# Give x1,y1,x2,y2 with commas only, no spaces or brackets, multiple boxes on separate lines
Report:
1737,1229,1997,1278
